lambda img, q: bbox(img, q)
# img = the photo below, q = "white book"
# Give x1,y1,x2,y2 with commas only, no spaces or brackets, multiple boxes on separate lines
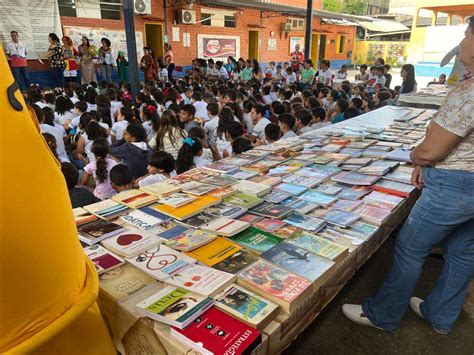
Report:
84,245,125,274
234,180,272,197
201,217,251,237
120,209,166,231
158,193,197,208
126,244,197,281
101,228,161,258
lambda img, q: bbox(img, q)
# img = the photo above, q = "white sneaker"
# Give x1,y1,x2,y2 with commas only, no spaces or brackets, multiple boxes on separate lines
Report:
409,297,449,335
342,304,384,330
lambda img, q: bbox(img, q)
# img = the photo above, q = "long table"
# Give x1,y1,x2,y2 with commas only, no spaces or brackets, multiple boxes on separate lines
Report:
97,106,426,354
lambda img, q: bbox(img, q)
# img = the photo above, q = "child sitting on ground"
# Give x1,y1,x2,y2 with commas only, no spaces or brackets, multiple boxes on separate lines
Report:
310,107,330,129
110,123,151,180
110,164,134,192
61,162,100,208
278,113,297,139
175,137,211,174
136,151,176,188
232,136,253,155
111,106,134,143
295,109,313,135
255,123,280,146
223,121,245,158
332,99,350,124
188,126,220,162
81,138,118,200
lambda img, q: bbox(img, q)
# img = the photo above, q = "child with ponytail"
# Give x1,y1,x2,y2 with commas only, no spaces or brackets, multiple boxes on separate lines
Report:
176,137,210,174
140,102,159,142
81,138,118,199
111,105,135,143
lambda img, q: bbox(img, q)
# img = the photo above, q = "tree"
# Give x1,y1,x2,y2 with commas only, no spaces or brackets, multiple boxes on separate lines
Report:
323,0,367,15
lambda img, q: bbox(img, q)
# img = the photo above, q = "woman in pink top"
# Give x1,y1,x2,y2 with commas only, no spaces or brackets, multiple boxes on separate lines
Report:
163,43,175,83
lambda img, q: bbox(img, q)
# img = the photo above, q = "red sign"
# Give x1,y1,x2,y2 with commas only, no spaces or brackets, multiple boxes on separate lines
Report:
202,38,237,59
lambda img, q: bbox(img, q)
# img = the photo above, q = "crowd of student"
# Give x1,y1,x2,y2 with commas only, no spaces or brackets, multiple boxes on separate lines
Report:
22,53,419,209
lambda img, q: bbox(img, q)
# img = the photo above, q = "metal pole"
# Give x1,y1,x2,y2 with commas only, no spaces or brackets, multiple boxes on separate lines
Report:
304,0,313,62
163,0,169,44
123,0,140,99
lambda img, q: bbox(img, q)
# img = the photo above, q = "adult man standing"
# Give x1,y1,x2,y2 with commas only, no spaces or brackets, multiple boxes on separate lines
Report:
5,31,30,91
290,43,304,73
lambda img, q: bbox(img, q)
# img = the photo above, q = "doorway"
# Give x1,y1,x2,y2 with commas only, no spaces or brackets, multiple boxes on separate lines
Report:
144,23,164,59
319,34,327,60
311,33,318,66
248,30,259,60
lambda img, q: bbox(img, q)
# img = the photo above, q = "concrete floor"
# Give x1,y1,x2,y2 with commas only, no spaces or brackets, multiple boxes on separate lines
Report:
283,235,474,355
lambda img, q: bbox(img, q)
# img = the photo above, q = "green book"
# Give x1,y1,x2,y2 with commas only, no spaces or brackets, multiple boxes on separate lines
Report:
231,227,282,254
287,232,348,262
224,192,263,209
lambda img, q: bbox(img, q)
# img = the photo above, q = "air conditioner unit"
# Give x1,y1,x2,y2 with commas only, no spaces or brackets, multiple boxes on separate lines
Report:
178,10,196,24
281,23,292,32
134,0,152,15
287,17,305,31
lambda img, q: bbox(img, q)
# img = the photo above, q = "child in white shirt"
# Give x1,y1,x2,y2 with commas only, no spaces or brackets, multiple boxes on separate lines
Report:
137,151,176,188
111,106,133,143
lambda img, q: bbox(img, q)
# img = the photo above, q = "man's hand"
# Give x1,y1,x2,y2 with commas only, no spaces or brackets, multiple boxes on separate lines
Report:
411,165,424,189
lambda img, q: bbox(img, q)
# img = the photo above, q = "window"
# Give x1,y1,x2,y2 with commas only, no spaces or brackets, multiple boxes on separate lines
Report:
224,15,236,28
337,35,345,54
58,0,77,17
199,9,235,28
201,13,212,26
100,0,121,20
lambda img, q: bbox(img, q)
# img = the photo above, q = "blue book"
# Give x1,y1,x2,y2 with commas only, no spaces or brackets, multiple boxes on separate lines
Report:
275,183,308,196
139,206,172,222
300,190,338,206
157,224,189,240
261,242,334,283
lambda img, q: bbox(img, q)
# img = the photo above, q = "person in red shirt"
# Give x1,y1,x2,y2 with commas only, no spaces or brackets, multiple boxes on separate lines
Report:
290,43,305,73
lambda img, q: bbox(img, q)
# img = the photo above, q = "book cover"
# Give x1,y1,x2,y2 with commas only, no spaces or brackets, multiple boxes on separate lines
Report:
120,209,166,231
190,194,222,209
101,228,161,258
234,180,271,197
180,211,217,228
253,218,286,233
158,193,197,208
287,199,319,215
167,265,236,296
201,217,251,237
323,209,360,228
237,260,312,311
352,204,392,225
313,184,343,195
274,183,308,196
264,190,292,204
224,193,263,209
164,229,218,251
300,190,338,206
99,263,156,301
362,191,404,210
384,148,412,163
331,171,381,186
225,169,260,180
345,158,372,166
248,175,282,187
112,189,158,208
136,286,214,329
358,165,391,176
339,186,372,201
203,162,239,174
83,199,129,220
126,244,197,280
272,225,301,239
84,244,125,274
250,202,293,219
213,249,259,274
208,186,237,199
372,179,415,198
200,175,236,188
183,238,242,266
280,196,299,206
214,284,279,329
150,202,203,221
78,219,125,245
181,182,217,196
238,213,264,223
171,307,261,355
157,224,190,241
232,227,283,254
283,213,326,232
282,174,324,188
261,242,335,283
140,181,182,197
312,155,333,165
329,199,362,212
287,233,348,262
73,207,97,226
206,204,248,219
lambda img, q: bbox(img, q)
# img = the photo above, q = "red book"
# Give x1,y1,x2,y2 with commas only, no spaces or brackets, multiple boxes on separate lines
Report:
171,307,262,355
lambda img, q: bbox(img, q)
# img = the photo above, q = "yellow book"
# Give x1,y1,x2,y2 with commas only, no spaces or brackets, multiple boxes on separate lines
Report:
150,203,203,220
184,237,242,266
191,194,222,209
111,189,158,208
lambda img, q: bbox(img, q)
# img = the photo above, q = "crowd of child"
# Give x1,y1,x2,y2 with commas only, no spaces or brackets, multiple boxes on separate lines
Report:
24,55,417,209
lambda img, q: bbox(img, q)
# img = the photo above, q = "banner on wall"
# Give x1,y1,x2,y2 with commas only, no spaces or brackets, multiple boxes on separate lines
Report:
63,26,144,61
197,34,240,60
0,0,62,59
289,36,305,54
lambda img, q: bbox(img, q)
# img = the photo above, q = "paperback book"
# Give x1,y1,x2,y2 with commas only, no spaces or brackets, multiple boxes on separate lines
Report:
323,209,360,228
331,171,381,186
84,244,125,274
181,182,217,196
250,202,293,219
352,204,392,225
212,249,259,274
136,286,214,329
201,218,251,237
372,179,415,198
224,193,263,209
225,169,260,180
231,227,283,254
283,213,326,232
248,175,282,187
264,190,292,204
339,186,372,201
111,189,158,208
214,284,279,330
362,191,404,210
300,190,338,206
234,180,272,197
158,193,197,208
203,162,239,174
287,233,348,262
272,225,301,239
253,218,286,233
120,209,168,231
78,219,125,245
274,183,308,196
101,228,161,258
140,181,182,197
83,199,129,220
329,199,362,212
164,229,218,251
287,199,319,215
183,237,242,266
208,186,237,199
73,207,97,226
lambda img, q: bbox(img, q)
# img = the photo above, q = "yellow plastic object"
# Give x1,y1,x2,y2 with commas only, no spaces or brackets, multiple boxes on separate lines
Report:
0,48,115,354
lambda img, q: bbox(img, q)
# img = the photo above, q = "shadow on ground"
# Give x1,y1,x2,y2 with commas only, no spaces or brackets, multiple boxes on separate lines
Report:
283,235,474,355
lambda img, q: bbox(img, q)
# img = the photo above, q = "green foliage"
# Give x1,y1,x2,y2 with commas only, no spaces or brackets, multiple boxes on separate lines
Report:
323,0,367,15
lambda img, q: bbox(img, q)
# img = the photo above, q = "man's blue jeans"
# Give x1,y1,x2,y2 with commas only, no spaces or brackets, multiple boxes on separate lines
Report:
362,167,474,333
12,66,30,91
